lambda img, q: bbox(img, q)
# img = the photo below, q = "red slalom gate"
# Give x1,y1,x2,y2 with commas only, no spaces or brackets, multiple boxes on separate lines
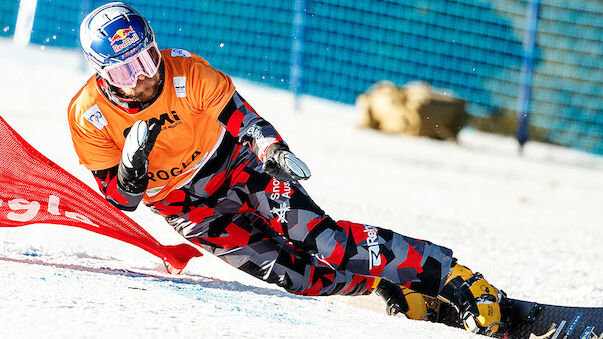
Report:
0,116,202,271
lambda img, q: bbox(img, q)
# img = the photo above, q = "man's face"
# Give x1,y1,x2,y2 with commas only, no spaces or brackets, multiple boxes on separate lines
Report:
117,69,161,102
112,45,162,102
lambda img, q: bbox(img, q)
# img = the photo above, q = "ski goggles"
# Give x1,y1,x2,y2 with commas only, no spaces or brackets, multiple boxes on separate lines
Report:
103,43,161,88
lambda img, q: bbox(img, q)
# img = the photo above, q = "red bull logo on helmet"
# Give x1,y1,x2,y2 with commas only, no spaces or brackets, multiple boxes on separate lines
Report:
108,26,140,53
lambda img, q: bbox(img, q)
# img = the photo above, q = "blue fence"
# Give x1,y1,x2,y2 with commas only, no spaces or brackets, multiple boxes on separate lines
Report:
0,1,19,38
1,0,601,154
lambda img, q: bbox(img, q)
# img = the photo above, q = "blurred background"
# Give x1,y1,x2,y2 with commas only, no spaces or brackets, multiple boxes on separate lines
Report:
1,0,601,154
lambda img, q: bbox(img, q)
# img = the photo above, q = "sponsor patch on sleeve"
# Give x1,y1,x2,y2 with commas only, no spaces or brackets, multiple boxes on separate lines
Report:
83,104,108,131
171,49,191,58
173,77,187,98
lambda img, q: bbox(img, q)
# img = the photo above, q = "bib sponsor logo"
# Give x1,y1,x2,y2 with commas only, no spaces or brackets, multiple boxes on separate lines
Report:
147,150,205,182
122,110,182,137
364,225,381,269
83,104,108,131
0,195,98,227
171,49,191,58
173,76,186,98
109,26,140,53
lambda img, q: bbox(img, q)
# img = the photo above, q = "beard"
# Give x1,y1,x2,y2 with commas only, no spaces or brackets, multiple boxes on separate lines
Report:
118,71,161,102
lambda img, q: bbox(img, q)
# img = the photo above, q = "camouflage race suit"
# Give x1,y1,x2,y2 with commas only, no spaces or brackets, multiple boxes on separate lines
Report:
146,127,453,297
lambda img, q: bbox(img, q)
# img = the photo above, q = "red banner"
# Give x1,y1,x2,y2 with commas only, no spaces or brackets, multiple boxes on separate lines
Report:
0,116,202,271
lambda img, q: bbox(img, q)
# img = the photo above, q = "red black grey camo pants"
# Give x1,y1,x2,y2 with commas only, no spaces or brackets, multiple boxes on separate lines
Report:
148,137,453,297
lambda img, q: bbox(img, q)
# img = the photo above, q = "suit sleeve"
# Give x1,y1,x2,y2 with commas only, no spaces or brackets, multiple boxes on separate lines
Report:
68,104,122,171
188,58,287,162
91,165,144,211
216,92,286,161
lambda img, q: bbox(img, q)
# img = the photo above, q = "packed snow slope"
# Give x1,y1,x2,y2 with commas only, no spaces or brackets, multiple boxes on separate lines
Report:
1,39,602,338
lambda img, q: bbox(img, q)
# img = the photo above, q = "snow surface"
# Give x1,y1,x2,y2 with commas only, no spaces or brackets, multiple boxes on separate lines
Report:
1,39,602,338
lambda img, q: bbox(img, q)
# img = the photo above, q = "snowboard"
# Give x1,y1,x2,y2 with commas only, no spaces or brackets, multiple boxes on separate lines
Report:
498,298,603,339
427,297,603,339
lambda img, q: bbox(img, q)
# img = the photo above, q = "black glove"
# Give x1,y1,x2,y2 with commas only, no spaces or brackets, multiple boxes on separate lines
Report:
374,279,410,316
262,143,311,181
117,120,161,193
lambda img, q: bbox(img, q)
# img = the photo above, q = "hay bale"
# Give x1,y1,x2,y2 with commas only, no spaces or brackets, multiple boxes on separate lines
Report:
357,81,468,140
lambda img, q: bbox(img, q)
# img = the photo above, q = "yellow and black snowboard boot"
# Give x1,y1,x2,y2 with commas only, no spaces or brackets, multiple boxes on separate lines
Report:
439,261,504,335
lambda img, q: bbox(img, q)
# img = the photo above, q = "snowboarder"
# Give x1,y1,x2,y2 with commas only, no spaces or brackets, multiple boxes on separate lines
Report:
68,2,502,334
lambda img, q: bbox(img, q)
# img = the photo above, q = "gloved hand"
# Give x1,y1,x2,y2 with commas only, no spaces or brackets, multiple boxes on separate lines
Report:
117,120,161,193
374,279,410,316
262,143,311,182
